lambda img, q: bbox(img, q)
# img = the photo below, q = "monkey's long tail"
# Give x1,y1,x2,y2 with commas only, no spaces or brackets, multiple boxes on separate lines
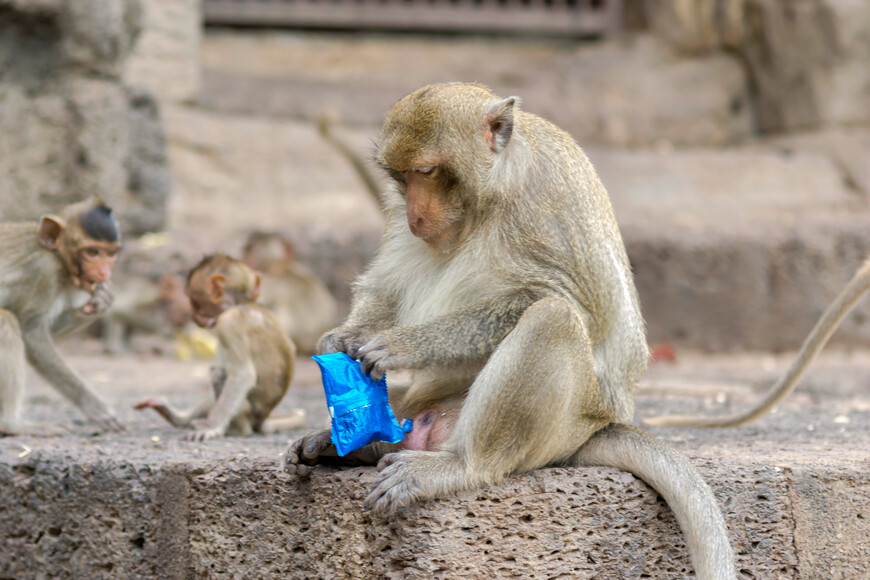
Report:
646,257,870,428
316,111,384,211
573,424,736,580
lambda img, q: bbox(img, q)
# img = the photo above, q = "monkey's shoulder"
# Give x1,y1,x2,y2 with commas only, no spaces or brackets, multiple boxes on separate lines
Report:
216,303,279,330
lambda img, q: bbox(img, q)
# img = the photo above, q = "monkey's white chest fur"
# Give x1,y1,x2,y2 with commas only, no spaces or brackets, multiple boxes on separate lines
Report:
389,237,504,325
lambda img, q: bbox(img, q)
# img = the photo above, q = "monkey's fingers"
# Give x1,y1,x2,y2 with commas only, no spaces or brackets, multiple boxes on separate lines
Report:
363,456,421,516
94,415,125,432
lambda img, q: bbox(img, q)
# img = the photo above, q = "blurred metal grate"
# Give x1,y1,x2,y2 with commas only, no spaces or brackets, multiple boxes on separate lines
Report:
202,0,623,37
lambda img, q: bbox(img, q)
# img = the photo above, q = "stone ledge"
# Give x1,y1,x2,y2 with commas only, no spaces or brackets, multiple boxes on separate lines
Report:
2,350,869,579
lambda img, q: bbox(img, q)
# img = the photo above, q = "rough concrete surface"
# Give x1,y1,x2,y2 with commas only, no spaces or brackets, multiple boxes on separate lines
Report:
2,338,870,579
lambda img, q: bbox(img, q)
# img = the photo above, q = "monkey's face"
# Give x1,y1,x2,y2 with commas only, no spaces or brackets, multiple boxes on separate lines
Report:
397,165,465,247
75,241,121,293
186,271,230,329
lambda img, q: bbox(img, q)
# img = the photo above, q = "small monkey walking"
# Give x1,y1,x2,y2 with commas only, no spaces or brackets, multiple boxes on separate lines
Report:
0,198,123,435
285,83,735,578
135,254,305,440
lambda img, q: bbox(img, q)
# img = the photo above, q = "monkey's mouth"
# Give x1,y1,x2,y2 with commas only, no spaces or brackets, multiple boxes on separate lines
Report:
75,276,100,294
193,315,217,329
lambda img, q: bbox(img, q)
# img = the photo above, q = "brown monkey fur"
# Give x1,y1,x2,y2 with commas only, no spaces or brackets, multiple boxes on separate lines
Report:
134,254,304,440
241,232,337,355
284,83,734,579
647,257,870,427
0,198,123,434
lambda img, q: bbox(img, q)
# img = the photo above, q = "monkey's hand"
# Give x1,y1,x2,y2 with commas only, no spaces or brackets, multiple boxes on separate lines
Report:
81,282,114,316
319,326,368,359
80,395,125,432
183,419,224,442
357,331,413,381
282,429,335,477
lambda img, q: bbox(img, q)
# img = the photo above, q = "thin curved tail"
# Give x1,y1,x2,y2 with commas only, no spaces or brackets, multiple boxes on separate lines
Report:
572,424,735,580
646,258,870,428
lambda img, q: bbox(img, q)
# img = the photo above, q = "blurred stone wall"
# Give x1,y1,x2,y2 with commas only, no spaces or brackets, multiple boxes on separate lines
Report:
645,0,870,134
0,0,170,235
125,0,201,104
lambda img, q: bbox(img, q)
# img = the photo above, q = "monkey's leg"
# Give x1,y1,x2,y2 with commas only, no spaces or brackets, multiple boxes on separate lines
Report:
0,312,67,436
134,396,211,427
260,409,306,434
365,297,609,515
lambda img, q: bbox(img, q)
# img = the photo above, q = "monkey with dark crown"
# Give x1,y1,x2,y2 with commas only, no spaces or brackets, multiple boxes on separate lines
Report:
284,83,735,579
0,198,123,435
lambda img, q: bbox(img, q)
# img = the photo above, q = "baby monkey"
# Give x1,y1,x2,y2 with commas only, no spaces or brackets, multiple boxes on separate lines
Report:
135,254,305,440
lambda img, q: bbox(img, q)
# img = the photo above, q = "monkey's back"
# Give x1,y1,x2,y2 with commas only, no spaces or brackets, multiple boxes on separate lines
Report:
0,222,70,321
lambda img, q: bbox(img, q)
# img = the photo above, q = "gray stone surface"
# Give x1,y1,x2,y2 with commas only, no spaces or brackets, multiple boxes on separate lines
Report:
739,0,870,132
2,345,870,578
125,0,201,104
198,31,752,148
0,0,169,235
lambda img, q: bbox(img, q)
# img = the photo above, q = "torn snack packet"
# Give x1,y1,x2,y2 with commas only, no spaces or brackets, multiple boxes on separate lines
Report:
313,352,410,456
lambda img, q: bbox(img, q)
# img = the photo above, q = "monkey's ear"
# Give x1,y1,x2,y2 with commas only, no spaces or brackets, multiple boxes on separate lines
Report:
485,97,518,153
250,272,262,302
208,274,226,303
38,215,65,250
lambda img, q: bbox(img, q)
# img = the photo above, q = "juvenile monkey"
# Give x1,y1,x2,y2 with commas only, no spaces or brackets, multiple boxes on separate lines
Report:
241,232,338,355
0,198,123,435
134,254,305,440
646,257,870,427
285,83,734,578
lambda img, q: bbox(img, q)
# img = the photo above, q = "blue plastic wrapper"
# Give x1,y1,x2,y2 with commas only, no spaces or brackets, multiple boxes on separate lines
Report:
312,352,410,457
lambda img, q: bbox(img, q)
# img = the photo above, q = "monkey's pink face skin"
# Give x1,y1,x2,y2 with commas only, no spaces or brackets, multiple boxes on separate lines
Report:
76,242,120,293
402,166,463,247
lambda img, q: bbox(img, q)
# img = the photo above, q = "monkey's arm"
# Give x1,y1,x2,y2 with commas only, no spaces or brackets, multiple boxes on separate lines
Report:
283,429,400,475
646,258,870,428
320,286,398,356
52,283,114,337
22,322,123,431
357,291,538,379
186,314,257,441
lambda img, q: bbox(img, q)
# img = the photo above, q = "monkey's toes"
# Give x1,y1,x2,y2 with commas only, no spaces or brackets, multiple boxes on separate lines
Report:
364,459,424,515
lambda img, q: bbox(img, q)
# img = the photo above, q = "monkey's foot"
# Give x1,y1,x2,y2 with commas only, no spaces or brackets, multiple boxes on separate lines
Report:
81,402,125,432
0,419,69,437
364,450,465,516
183,419,224,442
282,429,334,477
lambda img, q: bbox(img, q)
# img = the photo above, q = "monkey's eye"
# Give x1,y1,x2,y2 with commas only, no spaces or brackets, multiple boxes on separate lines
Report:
386,169,406,185
107,248,120,258
84,248,100,258
415,166,436,175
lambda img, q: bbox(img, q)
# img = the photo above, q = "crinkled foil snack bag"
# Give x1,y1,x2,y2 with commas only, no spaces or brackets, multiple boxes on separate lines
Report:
313,352,410,456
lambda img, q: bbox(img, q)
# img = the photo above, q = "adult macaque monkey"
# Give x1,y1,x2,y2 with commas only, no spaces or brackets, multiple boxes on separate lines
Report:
0,198,123,435
647,258,870,427
284,83,735,579
135,254,305,440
